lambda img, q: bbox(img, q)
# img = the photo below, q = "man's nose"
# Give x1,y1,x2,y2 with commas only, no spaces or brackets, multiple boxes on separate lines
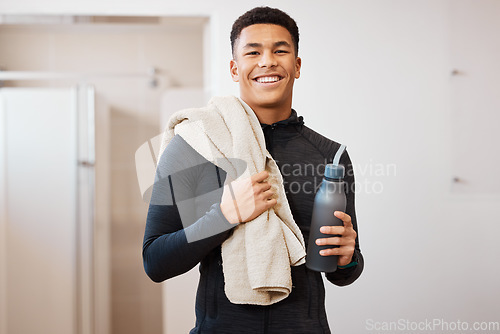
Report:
258,51,277,68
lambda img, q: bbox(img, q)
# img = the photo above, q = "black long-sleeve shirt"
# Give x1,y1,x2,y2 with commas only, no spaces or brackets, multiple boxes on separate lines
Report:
143,109,363,333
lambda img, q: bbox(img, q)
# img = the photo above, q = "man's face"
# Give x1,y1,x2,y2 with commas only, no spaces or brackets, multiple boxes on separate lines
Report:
230,24,301,112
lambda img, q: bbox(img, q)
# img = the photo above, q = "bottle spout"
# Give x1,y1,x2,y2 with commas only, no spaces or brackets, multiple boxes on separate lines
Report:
325,144,346,179
332,144,346,166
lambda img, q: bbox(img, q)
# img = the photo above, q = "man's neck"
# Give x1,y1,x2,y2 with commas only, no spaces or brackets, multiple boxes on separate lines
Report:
239,98,292,125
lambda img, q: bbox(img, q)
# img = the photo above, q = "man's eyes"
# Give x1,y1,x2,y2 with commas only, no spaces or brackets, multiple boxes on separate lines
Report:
245,50,289,56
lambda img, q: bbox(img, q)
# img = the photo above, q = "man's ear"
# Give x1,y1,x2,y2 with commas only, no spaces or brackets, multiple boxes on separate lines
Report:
230,59,239,82
295,57,302,79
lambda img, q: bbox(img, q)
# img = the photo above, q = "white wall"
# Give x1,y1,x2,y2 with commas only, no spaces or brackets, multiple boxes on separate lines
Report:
2,1,499,333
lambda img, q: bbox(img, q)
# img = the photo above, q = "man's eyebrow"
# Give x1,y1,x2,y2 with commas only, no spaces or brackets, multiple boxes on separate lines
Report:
242,41,292,49
274,41,292,48
243,42,262,49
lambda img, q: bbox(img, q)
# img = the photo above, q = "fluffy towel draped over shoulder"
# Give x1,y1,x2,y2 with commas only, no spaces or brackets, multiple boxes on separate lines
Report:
159,95,306,305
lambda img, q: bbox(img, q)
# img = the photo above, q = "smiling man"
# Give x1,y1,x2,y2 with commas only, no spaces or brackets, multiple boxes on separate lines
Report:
229,23,301,124
143,6,363,333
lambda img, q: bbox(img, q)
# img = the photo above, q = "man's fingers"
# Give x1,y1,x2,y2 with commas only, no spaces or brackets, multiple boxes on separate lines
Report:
252,170,269,183
317,212,356,259
334,211,352,227
264,198,277,209
319,246,355,257
260,188,274,199
320,225,345,235
316,236,342,246
316,236,355,247
257,181,272,193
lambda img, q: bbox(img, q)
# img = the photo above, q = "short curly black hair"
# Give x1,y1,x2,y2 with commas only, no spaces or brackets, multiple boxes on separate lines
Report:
230,6,299,57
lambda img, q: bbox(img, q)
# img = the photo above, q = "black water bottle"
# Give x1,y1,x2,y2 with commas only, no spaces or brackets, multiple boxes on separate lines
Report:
306,145,346,272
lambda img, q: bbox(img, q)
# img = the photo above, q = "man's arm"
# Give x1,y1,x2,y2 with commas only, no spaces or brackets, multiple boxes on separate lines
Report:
143,202,233,282
142,135,234,283
142,134,277,283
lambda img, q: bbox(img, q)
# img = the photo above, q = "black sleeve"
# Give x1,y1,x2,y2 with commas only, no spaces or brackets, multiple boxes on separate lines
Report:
325,150,364,286
142,135,235,283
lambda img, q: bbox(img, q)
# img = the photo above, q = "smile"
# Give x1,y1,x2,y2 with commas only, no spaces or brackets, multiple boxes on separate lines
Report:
254,76,283,83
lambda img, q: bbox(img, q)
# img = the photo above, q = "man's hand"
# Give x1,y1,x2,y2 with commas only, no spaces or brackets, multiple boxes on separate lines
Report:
315,211,357,267
220,170,277,224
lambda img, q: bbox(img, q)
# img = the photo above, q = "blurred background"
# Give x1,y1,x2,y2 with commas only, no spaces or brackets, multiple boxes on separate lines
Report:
0,1,499,334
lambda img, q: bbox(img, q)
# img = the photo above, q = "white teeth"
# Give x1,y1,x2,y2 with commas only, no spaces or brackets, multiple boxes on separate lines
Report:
256,76,281,83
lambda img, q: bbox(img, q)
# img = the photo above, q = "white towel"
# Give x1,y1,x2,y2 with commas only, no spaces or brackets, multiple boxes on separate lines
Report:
159,95,306,305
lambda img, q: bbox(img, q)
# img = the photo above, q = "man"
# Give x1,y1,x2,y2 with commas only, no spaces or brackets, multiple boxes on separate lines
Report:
143,6,363,333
